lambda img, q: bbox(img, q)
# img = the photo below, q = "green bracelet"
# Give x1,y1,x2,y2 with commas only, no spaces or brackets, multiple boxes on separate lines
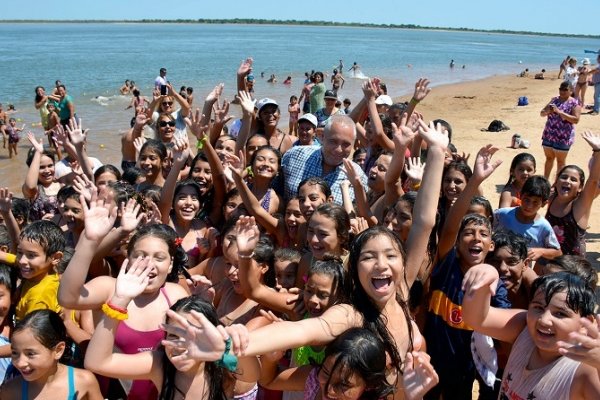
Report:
196,137,206,150
215,337,238,372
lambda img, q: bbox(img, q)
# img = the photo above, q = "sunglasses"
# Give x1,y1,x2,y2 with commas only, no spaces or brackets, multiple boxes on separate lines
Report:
159,120,176,128
161,101,174,106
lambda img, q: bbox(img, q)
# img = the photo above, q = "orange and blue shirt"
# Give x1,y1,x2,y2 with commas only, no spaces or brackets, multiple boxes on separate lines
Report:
424,248,510,384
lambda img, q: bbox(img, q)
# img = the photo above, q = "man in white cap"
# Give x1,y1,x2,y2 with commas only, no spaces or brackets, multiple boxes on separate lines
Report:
375,94,393,113
294,113,319,147
282,114,367,204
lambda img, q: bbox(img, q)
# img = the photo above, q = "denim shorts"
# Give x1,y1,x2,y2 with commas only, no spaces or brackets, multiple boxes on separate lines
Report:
542,138,571,151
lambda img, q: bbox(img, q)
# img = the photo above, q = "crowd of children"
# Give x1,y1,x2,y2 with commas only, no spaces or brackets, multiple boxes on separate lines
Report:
0,57,599,400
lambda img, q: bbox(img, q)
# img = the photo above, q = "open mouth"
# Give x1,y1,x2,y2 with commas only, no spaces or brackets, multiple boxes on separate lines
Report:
371,276,392,293
536,328,554,338
468,246,483,257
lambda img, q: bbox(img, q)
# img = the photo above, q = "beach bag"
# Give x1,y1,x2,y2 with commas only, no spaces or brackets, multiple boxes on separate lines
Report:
518,96,529,106
487,120,510,132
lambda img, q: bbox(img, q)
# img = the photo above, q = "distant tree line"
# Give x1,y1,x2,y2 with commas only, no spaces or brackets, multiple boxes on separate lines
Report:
1,18,598,39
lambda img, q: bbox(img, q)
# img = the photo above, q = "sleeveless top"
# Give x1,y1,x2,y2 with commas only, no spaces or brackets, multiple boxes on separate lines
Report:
499,329,579,400
29,183,60,221
542,96,579,146
114,287,172,400
22,365,75,400
545,199,586,256
303,367,320,400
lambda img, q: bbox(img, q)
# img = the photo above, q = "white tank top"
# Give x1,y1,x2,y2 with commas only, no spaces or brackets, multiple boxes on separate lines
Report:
499,329,579,400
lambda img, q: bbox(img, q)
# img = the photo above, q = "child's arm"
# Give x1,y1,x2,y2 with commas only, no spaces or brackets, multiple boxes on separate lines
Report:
158,138,190,224
84,258,160,383
462,263,527,344
573,131,600,228
438,145,502,260
343,159,377,226
187,109,228,226
234,91,256,157
363,80,394,150
0,188,20,253
230,156,286,243
22,132,44,199
383,113,418,207
498,186,514,209
167,83,190,118
404,120,448,288
58,192,121,309
527,246,562,261
259,359,311,392
404,78,431,121
66,118,95,181
235,216,300,318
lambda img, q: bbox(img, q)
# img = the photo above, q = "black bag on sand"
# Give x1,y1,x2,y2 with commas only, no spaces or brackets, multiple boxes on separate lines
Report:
486,120,510,132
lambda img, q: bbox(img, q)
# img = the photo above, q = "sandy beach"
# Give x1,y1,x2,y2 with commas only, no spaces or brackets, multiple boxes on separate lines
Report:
392,72,600,270
2,71,599,268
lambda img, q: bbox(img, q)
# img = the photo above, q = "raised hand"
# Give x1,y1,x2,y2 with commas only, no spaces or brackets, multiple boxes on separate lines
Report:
213,100,232,126
402,351,439,399
66,117,89,147
582,131,600,151
234,216,260,256
461,263,499,298
134,113,149,129
196,227,219,257
412,78,431,103
187,108,210,140
350,217,369,235
405,157,426,183
342,158,361,187
27,132,44,153
72,174,96,203
82,190,118,241
237,91,255,116
113,256,152,301
237,57,254,77
223,151,246,179
417,120,449,150
392,112,418,148
186,274,216,303
472,144,502,182
0,188,13,214
119,198,144,233
133,136,146,155
172,136,190,165
361,80,378,99
144,200,163,225
557,315,600,369
161,309,229,362
205,83,224,103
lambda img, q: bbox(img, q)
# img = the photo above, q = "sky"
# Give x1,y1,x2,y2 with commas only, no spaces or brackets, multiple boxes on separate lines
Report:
2,0,599,36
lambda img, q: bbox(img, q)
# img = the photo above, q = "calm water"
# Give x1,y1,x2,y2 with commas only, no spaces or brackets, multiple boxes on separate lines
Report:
0,23,598,184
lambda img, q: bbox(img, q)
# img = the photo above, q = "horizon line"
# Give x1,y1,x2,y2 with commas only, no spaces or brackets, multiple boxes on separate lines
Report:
1,18,598,39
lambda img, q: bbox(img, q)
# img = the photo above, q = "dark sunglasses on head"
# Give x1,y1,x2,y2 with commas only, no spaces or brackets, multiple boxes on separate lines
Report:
162,101,174,106
159,120,176,127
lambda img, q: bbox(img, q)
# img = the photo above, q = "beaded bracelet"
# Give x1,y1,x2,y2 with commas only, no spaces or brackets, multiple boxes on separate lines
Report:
101,303,129,321
215,337,238,372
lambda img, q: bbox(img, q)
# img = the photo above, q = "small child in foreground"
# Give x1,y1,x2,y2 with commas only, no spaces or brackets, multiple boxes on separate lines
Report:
463,266,600,399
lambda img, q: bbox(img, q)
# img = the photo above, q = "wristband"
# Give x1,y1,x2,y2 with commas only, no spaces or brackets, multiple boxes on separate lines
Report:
215,337,238,372
3,253,16,265
409,98,420,106
196,136,207,150
101,303,129,321
412,182,421,190
238,252,255,260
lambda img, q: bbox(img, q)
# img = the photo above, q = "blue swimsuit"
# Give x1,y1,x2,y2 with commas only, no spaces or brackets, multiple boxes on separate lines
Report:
22,365,75,400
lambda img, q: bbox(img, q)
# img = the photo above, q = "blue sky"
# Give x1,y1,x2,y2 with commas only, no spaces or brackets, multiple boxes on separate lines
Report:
3,0,599,36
